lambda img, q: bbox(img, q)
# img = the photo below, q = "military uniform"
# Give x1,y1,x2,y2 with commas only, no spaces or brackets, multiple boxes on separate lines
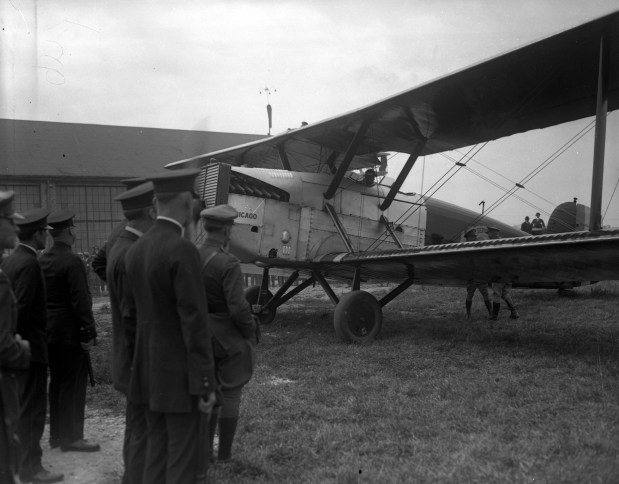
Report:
124,169,216,484
0,191,31,484
91,178,146,282
199,204,258,462
106,182,153,484
1,208,64,482
39,210,99,452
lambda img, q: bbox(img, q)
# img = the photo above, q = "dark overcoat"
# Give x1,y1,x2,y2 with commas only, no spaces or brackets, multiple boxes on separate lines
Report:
124,219,216,413
39,241,97,346
0,269,30,450
106,228,139,394
2,245,48,364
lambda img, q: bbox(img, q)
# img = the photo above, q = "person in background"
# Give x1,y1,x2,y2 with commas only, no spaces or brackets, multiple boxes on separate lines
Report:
531,212,546,235
520,216,532,234
0,191,31,483
462,228,492,319
91,177,147,283
123,169,217,483
107,182,155,484
487,227,520,321
2,208,64,483
40,210,100,453
198,204,259,463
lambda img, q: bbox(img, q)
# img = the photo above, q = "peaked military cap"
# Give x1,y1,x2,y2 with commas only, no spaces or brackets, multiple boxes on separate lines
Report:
120,177,148,189
16,208,53,230
200,204,238,226
48,209,76,229
148,168,200,194
0,190,24,220
114,181,154,210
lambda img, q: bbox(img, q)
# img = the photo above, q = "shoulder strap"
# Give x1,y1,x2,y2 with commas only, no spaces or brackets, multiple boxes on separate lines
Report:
201,250,219,271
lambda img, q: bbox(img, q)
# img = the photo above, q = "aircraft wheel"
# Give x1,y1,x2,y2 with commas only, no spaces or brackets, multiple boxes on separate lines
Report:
245,286,276,325
333,290,382,343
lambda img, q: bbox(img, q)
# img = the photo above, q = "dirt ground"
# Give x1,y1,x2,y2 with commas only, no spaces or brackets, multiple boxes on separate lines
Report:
40,407,124,484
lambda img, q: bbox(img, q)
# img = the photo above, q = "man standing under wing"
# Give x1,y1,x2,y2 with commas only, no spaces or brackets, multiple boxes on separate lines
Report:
124,168,217,484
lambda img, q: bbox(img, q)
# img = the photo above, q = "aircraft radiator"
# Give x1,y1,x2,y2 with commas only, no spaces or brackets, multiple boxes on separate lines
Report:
196,163,231,207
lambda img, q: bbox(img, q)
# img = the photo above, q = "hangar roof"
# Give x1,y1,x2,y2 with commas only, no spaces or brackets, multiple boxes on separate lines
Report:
0,118,263,179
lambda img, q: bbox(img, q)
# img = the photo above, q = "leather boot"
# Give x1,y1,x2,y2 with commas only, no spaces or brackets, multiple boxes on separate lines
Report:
465,300,472,318
505,301,520,319
484,299,492,317
217,417,238,462
489,302,500,321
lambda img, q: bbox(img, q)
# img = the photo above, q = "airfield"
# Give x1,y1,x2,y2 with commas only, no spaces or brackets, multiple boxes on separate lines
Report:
52,281,619,483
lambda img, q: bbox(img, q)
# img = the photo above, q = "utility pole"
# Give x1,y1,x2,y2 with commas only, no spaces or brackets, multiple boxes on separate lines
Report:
260,86,277,136
479,200,485,214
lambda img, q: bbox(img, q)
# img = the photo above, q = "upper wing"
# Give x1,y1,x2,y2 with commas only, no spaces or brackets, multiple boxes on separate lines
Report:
168,11,619,174
262,230,619,286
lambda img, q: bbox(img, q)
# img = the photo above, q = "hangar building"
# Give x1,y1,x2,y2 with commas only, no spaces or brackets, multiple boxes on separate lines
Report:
1,118,262,254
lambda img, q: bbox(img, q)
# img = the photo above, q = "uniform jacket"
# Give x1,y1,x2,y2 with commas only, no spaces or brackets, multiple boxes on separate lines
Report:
106,228,139,394
124,219,216,413
39,241,97,347
91,220,128,282
0,270,31,427
198,238,257,351
1,244,49,364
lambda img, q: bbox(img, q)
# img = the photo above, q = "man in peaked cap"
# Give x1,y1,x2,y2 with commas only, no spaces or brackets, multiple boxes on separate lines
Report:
0,191,31,483
106,182,155,484
462,228,492,319
0,190,24,250
124,168,217,483
91,177,148,282
2,208,65,483
198,204,259,463
39,209,100,453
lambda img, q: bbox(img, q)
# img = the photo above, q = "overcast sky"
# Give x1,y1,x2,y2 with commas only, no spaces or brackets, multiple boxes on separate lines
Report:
2,0,619,226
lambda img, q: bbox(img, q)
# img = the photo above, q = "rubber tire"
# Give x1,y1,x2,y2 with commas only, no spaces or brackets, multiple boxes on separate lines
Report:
333,290,382,343
244,286,276,325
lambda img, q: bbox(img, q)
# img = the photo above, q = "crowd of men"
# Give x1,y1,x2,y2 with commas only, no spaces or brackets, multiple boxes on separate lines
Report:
0,168,260,484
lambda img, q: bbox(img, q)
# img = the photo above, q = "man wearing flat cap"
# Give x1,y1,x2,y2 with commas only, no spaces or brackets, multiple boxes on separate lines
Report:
91,177,147,283
106,182,155,484
198,204,259,463
2,208,64,483
39,209,100,453
124,168,217,483
0,191,32,483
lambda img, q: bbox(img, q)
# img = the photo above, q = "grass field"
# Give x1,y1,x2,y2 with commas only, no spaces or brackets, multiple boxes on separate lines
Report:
88,281,619,483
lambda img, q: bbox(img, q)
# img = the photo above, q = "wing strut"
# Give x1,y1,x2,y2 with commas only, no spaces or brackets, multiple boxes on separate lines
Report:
380,215,404,248
324,117,373,200
277,144,292,171
324,202,355,253
379,142,425,211
590,29,610,231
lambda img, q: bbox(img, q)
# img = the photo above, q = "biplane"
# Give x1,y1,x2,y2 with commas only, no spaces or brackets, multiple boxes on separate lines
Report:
167,11,619,342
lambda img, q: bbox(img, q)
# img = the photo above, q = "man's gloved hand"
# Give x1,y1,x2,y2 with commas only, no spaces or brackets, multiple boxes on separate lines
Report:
198,391,217,418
